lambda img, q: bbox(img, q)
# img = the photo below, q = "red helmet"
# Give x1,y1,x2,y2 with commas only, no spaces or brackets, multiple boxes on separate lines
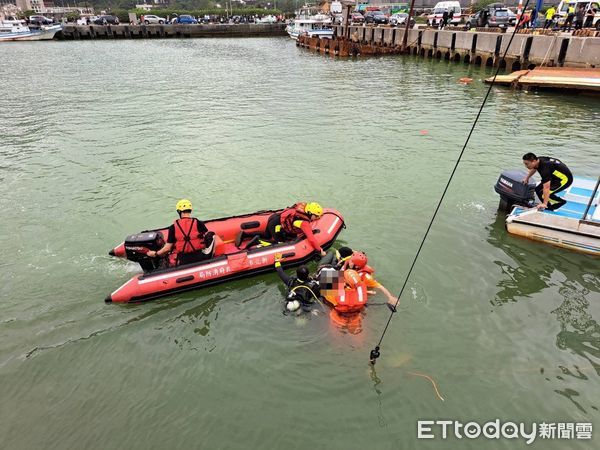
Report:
350,251,368,270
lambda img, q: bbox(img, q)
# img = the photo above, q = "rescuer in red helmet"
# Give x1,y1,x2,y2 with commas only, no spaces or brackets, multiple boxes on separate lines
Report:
343,251,398,311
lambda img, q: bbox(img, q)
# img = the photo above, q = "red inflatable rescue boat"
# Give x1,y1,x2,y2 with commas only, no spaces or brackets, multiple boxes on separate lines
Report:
106,207,345,303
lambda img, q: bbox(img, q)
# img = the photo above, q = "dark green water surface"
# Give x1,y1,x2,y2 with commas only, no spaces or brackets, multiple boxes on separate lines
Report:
0,38,599,449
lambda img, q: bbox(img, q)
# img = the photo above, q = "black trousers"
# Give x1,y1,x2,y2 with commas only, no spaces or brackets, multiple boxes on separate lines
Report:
535,176,573,211
563,14,574,31
264,213,284,241
237,213,284,248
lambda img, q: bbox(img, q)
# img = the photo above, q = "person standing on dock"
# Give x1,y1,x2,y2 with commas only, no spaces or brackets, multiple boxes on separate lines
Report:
584,7,596,28
562,3,575,31
522,153,574,211
440,9,449,29
519,10,532,28
574,5,586,30
544,5,557,29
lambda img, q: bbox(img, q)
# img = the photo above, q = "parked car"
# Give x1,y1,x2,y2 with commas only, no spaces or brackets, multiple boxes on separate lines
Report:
364,11,389,25
29,15,53,26
174,15,198,24
92,15,119,25
389,12,415,27
487,9,512,28
351,12,365,24
143,15,166,24
506,8,517,26
467,8,512,28
258,15,277,24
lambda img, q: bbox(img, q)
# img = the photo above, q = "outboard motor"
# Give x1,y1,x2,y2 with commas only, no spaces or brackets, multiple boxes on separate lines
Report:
494,170,536,211
124,231,165,272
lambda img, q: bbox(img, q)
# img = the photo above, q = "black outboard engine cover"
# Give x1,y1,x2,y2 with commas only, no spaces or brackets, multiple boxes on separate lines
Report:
124,231,165,272
494,170,536,211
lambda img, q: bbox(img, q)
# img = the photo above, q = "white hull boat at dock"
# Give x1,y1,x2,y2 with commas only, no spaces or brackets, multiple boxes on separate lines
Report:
0,19,62,42
286,7,333,40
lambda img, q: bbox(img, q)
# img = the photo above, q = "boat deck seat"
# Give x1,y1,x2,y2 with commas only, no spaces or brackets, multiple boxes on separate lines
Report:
213,235,226,256
547,180,600,222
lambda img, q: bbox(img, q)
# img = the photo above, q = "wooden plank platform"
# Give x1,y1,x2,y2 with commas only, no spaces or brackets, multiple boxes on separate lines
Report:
487,70,530,86
486,67,600,91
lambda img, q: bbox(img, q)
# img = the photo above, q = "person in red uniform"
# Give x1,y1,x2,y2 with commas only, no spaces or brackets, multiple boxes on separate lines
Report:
237,202,326,256
275,202,326,256
147,199,215,266
343,251,397,311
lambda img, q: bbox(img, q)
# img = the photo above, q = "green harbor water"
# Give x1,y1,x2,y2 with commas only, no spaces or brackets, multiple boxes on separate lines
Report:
0,38,599,449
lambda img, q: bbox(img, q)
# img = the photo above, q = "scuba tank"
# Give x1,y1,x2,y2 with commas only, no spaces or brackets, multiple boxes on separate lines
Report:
284,279,320,313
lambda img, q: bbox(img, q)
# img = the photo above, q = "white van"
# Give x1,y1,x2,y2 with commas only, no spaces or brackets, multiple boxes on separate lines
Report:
555,0,600,29
427,1,463,26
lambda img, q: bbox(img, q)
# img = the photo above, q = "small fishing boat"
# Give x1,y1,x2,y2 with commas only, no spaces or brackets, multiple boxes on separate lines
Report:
0,18,62,41
495,170,600,255
286,6,334,40
106,206,345,303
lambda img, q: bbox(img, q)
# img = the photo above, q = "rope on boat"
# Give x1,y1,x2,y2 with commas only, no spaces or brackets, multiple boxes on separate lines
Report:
369,0,532,367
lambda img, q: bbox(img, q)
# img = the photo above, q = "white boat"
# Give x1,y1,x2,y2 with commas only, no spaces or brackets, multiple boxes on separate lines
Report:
0,19,62,42
504,176,600,256
286,7,334,40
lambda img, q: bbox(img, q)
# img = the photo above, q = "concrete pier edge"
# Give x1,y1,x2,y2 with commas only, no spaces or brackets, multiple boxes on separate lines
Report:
58,23,288,40
304,25,600,69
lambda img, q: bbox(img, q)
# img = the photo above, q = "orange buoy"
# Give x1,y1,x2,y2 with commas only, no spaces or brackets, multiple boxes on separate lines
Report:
458,77,473,84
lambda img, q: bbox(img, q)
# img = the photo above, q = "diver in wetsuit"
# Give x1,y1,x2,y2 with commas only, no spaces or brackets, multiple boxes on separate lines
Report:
274,253,320,313
522,153,573,211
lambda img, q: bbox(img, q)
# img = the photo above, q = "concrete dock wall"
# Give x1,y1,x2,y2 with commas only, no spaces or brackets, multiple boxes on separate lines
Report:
58,23,287,40
331,25,600,69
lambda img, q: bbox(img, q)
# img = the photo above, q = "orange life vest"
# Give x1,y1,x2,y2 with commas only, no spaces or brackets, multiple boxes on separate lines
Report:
358,265,375,279
320,269,369,314
173,217,205,254
279,202,310,235
336,282,368,314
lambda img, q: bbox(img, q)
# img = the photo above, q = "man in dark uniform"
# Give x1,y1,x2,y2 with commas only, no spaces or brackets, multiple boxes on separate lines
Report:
522,153,573,211
274,253,320,313
441,9,449,28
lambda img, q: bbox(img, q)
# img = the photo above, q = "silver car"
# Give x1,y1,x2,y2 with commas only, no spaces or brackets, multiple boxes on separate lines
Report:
389,13,415,27
143,15,167,24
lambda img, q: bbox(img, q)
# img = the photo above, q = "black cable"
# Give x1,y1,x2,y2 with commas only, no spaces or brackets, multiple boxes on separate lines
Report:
370,2,531,365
